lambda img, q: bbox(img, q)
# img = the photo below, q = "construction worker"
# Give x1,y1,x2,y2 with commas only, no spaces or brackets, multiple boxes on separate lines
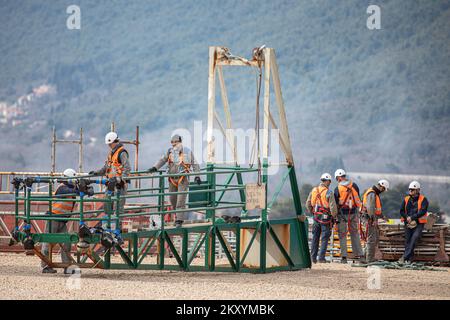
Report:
89,132,131,231
306,173,338,263
360,179,390,263
148,134,201,228
399,181,429,263
41,168,79,274
334,169,365,264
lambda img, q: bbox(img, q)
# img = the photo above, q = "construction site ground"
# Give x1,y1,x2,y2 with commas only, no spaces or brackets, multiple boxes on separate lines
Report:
0,253,449,300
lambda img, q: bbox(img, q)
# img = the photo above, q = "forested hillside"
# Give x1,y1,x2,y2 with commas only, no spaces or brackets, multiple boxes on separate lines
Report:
1,1,449,204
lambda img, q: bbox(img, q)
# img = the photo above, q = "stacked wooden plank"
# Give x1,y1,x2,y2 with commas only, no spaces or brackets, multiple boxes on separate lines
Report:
377,223,450,265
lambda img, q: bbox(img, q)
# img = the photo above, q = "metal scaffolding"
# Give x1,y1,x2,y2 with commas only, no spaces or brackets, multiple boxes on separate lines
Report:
8,47,311,273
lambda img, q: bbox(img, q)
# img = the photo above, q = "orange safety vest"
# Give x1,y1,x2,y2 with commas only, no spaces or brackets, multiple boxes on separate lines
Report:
402,195,428,224
51,184,76,215
105,146,127,178
361,188,382,216
168,150,191,187
311,185,332,224
337,180,361,209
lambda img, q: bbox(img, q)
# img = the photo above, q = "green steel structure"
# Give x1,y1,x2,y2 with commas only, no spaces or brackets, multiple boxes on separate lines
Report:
11,164,310,273
10,46,311,273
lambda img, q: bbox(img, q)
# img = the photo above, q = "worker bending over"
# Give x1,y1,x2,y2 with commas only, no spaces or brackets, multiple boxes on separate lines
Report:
399,181,429,263
89,131,131,231
360,179,389,263
41,168,79,274
148,134,201,228
306,173,337,263
334,169,365,263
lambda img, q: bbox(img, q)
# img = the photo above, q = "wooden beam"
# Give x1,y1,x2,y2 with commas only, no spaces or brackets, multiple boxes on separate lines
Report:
207,47,217,163
217,66,238,163
268,111,289,159
270,49,294,165
214,110,236,155
216,60,260,67
262,48,271,159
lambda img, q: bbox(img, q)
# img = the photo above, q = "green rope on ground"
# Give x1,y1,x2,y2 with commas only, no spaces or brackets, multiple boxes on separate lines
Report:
351,260,447,271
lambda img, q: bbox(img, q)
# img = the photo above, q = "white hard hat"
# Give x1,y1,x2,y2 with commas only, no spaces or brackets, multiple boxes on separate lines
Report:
378,179,390,190
105,132,118,144
171,134,182,143
63,168,77,178
320,173,332,181
409,181,421,190
334,169,346,179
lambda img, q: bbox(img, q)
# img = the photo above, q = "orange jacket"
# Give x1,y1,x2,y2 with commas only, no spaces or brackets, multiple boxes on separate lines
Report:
105,145,128,178
336,180,361,210
361,187,382,216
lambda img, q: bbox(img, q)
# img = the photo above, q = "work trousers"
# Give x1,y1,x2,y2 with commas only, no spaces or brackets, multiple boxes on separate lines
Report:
362,216,379,262
41,220,71,268
337,209,364,258
404,223,424,261
104,185,127,230
169,177,190,221
310,221,332,261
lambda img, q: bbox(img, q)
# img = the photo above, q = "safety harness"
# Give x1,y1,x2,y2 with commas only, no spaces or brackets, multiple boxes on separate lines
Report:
337,181,361,236
105,145,128,179
359,187,382,242
311,186,332,224
168,149,191,187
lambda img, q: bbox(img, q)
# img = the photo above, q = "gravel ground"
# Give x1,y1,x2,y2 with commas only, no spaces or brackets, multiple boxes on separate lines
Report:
0,253,449,300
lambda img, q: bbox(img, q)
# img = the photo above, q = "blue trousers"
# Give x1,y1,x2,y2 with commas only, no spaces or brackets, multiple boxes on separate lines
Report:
311,221,332,261
404,223,424,261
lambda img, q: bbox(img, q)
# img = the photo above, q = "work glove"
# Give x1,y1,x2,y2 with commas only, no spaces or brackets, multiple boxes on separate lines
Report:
148,167,157,173
194,176,202,185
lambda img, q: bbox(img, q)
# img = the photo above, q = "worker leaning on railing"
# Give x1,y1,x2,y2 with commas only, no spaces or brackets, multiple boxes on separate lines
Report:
148,134,201,228
41,168,80,275
89,131,131,232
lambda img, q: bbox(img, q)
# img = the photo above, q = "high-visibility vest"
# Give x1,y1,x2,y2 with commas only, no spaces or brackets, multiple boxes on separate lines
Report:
337,181,361,209
311,185,332,224
402,195,428,224
168,147,191,187
105,145,127,178
51,184,76,215
361,188,382,216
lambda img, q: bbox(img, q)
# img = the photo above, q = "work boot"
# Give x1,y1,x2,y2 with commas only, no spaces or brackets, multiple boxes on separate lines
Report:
175,220,183,228
341,257,347,264
358,257,367,264
64,268,81,275
42,267,57,274
311,257,317,264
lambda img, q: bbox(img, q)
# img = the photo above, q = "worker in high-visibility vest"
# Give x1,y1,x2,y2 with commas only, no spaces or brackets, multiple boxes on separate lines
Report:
148,134,200,228
399,181,429,263
360,179,390,263
306,173,338,263
41,168,80,274
333,169,365,264
89,132,131,231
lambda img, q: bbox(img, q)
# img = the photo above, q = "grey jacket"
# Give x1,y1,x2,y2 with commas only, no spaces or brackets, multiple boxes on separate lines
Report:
153,143,200,175
364,192,377,217
306,182,338,217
